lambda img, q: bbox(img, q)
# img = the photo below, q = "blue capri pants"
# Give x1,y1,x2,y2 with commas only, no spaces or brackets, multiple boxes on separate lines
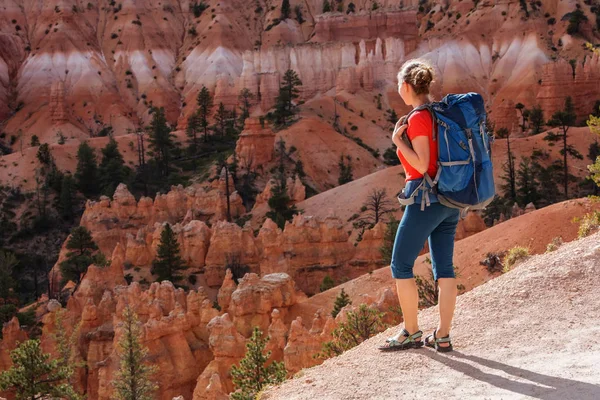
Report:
390,202,460,281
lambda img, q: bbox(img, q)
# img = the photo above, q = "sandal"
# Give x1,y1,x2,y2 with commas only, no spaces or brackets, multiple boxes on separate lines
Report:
378,329,424,352
424,330,453,353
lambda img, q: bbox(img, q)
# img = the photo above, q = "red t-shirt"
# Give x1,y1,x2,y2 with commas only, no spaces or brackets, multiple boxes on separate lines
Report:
396,110,438,182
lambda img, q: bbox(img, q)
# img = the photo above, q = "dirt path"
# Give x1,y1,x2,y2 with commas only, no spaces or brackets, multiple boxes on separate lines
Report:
263,232,600,399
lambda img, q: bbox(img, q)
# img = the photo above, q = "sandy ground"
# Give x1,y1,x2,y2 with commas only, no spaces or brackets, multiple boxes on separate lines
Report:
264,231,600,400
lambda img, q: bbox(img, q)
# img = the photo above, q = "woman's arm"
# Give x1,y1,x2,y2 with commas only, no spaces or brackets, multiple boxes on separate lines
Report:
392,123,430,174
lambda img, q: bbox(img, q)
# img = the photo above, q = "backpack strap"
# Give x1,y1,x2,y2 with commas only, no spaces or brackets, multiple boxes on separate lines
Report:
404,104,436,142
396,105,438,211
397,173,436,211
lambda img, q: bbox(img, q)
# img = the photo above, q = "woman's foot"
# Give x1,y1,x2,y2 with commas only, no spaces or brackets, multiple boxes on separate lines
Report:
378,329,423,351
424,329,453,352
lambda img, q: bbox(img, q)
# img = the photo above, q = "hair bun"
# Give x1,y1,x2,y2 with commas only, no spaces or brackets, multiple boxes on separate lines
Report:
398,60,434,95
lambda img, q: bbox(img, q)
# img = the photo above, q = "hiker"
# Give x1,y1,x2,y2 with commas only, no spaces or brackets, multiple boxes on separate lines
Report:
379,60,458,352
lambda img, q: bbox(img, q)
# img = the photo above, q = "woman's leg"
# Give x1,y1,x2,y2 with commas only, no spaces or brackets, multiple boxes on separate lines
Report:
395,278,419,334
429,208,460,346
390,204,442,338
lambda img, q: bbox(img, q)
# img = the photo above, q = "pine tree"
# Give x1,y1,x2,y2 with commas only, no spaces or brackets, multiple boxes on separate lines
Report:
320,276,335,292
150,223,187,285
238,88,254,127
379,216,399,264
0,249,17,301
323,0,331,12
0,339,79,400
516,157,540,206
482,196,512,226
567,9,587,35
281,69,302,116
147,107,176,178
496,128,516,203
59,174,76,221
197,85,214,142
386,109,399,126
331,288,351,317
229,150,239,184
347,2,356,13
230,327,287,400
112,306,158,400
37,143,53,166
266,175,298,230
281,0,291,19
214,102,228,137
275,138,288,175
515,103,529,133
532,160,561,207
186,112,201,154
227,107,239,136
59,226,100,285
529,105,545,135
75,141,99,197
294,5,304,23
99,138,131,196
217,154,232,222
383,146,400,166
319,304,384,358
50,309,84,393
546,96,582,199
338,154,353,185
30,135,40,147
274,69,302,125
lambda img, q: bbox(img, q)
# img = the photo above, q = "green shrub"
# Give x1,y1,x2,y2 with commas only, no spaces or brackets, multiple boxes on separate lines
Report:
576,211,600,238
317,304,385,359
331,288,351,317
124,273,134,284
545,236,563,253
320,275,335,292
503,246,530,272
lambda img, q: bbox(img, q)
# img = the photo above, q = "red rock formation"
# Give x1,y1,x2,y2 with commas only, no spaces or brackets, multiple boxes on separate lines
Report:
204,221,260,288
282,310,335,375
228,273,300,337
251,175,307,220
125,220,212,271
312,10,418,45
537,55,600,124
266,309,287,363
76,183,241,259
204,374,229,400
191,313,246,400
257,214,356,295
216,269,236,313
234,118,276,171
352,221,388,273
0,317,27,371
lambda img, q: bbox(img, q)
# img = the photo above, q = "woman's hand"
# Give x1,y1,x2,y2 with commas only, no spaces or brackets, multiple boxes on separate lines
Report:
392,121,407,147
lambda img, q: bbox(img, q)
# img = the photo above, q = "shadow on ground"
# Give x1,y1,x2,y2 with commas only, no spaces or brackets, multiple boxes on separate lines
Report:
421,350,600,400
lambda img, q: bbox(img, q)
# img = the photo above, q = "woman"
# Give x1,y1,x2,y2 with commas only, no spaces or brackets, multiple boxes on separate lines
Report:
379,60,459,352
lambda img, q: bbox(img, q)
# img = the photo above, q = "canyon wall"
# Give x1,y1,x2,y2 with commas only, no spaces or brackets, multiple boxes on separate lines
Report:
2,0,598,152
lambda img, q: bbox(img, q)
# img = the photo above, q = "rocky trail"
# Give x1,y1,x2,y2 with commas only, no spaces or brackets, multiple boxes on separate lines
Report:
263,232,600,400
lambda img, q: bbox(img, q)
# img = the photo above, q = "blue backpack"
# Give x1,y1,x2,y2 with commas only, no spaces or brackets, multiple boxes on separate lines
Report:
398,92,495,212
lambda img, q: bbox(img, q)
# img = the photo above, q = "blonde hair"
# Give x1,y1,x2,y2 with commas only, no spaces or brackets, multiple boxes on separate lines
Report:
398,60,434,96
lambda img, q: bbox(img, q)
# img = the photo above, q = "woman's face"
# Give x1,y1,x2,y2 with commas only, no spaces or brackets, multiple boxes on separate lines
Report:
398,81,410,106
